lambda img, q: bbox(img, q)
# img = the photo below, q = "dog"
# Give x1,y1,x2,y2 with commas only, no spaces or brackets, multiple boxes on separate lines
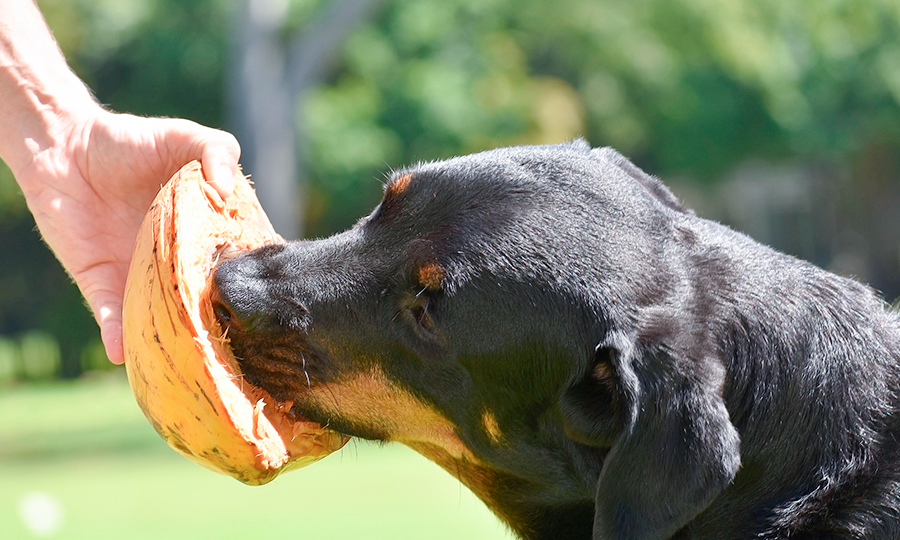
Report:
210,140,900,539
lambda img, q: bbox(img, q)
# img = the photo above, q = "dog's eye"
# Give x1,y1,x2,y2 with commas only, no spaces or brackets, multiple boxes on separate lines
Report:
410,303,435,334
398,286,442,342
401,294,441,342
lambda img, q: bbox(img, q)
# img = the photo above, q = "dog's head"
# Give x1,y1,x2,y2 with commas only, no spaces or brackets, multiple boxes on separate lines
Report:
210,141,741,539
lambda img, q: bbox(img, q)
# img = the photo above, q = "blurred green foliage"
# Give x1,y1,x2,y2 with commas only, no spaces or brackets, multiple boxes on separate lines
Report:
301,0,900,233
1,0,899,379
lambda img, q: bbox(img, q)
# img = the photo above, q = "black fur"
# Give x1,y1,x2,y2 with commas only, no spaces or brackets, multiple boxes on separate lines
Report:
211,140,900,539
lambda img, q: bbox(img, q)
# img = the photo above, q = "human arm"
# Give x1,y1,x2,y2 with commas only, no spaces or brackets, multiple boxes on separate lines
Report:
0,0,240,364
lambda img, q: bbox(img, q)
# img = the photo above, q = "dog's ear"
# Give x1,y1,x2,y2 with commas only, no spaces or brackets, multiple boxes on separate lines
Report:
560,331,741,540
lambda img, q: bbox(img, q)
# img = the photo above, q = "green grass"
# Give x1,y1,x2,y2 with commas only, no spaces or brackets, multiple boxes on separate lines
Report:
0,374,511,539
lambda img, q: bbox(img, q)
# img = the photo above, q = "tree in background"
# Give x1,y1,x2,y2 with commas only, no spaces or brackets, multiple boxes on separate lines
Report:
1,0,898,380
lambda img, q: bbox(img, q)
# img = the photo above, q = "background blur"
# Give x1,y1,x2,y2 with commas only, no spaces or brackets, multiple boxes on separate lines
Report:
1,0,899,537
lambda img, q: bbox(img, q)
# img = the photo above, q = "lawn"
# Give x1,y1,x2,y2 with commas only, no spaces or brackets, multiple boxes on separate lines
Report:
0,373,511,539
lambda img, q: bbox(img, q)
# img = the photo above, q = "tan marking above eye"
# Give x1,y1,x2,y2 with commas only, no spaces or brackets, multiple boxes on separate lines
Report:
385,173,413,199
418,262,445,291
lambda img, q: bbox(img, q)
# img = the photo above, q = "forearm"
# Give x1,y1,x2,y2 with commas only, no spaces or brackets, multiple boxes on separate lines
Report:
0,0,97,178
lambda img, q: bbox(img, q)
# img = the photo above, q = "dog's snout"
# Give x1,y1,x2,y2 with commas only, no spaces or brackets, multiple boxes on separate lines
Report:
210,255,271,332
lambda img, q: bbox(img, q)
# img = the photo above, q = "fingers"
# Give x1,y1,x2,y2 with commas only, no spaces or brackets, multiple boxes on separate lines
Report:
90,293,125,365
99,309,125,366
156,117,241,199
200,130,241,200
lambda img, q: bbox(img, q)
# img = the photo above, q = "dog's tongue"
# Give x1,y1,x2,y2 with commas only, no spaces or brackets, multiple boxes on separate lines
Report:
123,161,348,485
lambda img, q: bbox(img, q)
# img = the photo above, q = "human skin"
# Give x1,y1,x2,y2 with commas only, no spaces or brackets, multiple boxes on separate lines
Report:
0,0,241,364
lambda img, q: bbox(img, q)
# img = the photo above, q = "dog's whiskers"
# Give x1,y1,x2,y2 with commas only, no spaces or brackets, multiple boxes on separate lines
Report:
301,352,312,391
227,358,247,393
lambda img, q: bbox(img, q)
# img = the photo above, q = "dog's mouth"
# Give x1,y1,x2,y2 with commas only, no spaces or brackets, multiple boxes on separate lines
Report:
234,375,348,455
209,296,349,432
204,288,350,444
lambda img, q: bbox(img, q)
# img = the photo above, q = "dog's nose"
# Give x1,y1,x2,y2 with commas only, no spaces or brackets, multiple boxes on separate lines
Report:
210,255,270,332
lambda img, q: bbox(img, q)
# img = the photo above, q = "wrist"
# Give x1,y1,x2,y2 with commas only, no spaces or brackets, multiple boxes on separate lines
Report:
0,69,99,180
0,0,100,182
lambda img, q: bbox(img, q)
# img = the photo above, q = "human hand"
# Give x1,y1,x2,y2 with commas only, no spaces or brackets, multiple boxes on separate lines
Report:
16,107,241,365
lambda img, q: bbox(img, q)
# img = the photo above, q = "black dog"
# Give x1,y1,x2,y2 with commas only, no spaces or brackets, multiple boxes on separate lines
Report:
211,141,900,540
